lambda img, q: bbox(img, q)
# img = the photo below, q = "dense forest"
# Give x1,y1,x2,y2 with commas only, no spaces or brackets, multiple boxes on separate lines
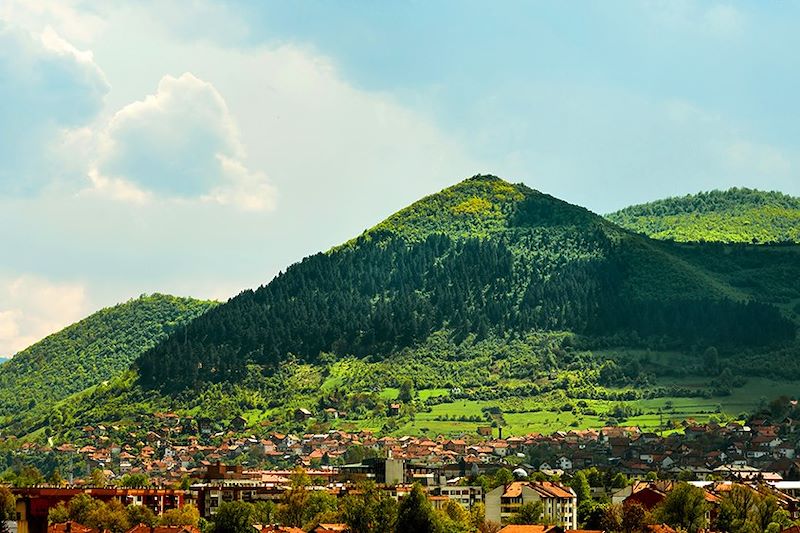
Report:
606,188,800,244
135,176,798,393
0,294,215,428
0,176,798,439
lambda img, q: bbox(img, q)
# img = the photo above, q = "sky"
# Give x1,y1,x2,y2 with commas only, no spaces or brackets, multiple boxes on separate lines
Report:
1,0,799,357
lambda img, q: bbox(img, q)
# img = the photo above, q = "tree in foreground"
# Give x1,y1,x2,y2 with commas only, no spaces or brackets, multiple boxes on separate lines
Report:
340,481,398,533
437,500,471,532
570,471,591,504
717,484,790,533
211,501,253,533
468,502,487,531
396,484,438,533
125,504,157,527
301,490,338,529
275,483,307,527
599,501,652,533
578,500,606,530
49,495,197,532
84,499,130,533
48,502,71,525
477,520,502,533
250,501,275,526
160,504,200,527
66,494,98,525
508,501,545,525
0,487,15,533
621,502,649,533
653,482,707,533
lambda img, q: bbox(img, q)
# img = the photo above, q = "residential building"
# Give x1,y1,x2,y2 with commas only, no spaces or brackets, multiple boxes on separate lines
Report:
485,481,577,528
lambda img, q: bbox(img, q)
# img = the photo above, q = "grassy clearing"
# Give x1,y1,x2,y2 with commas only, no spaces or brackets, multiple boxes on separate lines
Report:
383,378,800,437
419,388,450,400
380,388,400,400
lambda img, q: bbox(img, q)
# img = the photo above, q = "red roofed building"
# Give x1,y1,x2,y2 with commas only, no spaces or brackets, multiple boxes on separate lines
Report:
47,523,98,533
624,486,667,510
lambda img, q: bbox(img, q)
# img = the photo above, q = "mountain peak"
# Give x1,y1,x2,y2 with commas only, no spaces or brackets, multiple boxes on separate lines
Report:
358,174,599,243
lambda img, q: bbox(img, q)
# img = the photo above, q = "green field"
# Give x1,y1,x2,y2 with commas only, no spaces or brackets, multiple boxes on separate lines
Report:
385,378,800,437
240,377,799,438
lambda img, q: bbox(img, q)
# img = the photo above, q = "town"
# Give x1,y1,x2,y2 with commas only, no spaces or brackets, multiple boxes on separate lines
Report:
5,400,800,533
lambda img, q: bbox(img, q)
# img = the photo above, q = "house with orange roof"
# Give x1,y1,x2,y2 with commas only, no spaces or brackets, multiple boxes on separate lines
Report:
497,525,563,532
486,481,577,528
48,522,98,533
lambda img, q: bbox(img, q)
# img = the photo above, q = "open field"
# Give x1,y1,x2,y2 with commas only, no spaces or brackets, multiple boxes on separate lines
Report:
387,377,800,437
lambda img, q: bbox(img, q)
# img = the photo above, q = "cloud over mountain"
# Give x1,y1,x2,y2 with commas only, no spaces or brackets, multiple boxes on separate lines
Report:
0,22,108,193
93,72,276,211
0,275,87,357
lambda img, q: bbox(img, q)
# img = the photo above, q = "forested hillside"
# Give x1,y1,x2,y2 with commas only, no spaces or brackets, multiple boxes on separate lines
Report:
0,294,215,429
135,176,797,393
606,188,800,243
7,175,799,440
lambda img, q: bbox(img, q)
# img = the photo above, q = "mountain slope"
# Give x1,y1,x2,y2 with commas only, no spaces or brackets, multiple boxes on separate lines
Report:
0,294,216,427
135,176,797,393
606,188,800,244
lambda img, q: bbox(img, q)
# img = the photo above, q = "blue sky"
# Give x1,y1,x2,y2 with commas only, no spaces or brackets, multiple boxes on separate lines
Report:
0,0,798,356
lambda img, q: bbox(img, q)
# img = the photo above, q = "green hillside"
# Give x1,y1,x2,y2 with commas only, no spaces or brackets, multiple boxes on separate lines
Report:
21,176,800,439
134,176,795,393
0,294,216,433
606,188,800,244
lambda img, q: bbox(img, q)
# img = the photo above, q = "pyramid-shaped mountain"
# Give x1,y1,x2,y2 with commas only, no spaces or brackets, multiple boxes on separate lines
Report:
136,175,797,392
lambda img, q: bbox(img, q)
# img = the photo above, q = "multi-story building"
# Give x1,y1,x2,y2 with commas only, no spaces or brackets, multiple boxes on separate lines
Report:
432,485,484,510
485,481,577,529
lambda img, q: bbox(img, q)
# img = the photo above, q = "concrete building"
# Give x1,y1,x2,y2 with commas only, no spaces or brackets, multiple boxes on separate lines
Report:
337,458,405,485
432,485,483,510
485,481,577,529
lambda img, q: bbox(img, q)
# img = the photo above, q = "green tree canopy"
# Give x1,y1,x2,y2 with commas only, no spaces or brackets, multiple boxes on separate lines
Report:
396,484,438,533
160,504,200,527
509,501,545,525
570,471,591,503
654,483,708,533
211,501,254,533
341,481,398,533
0,487,15,533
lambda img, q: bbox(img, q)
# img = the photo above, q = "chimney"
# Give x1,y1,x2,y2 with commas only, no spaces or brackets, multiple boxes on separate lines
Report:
498,427,503,440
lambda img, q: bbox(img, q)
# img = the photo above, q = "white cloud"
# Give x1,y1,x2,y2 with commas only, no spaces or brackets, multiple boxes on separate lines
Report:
0,1,480,320
0,275,88,358
0,20,108,193
92,72,276,211
0,0,105,45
